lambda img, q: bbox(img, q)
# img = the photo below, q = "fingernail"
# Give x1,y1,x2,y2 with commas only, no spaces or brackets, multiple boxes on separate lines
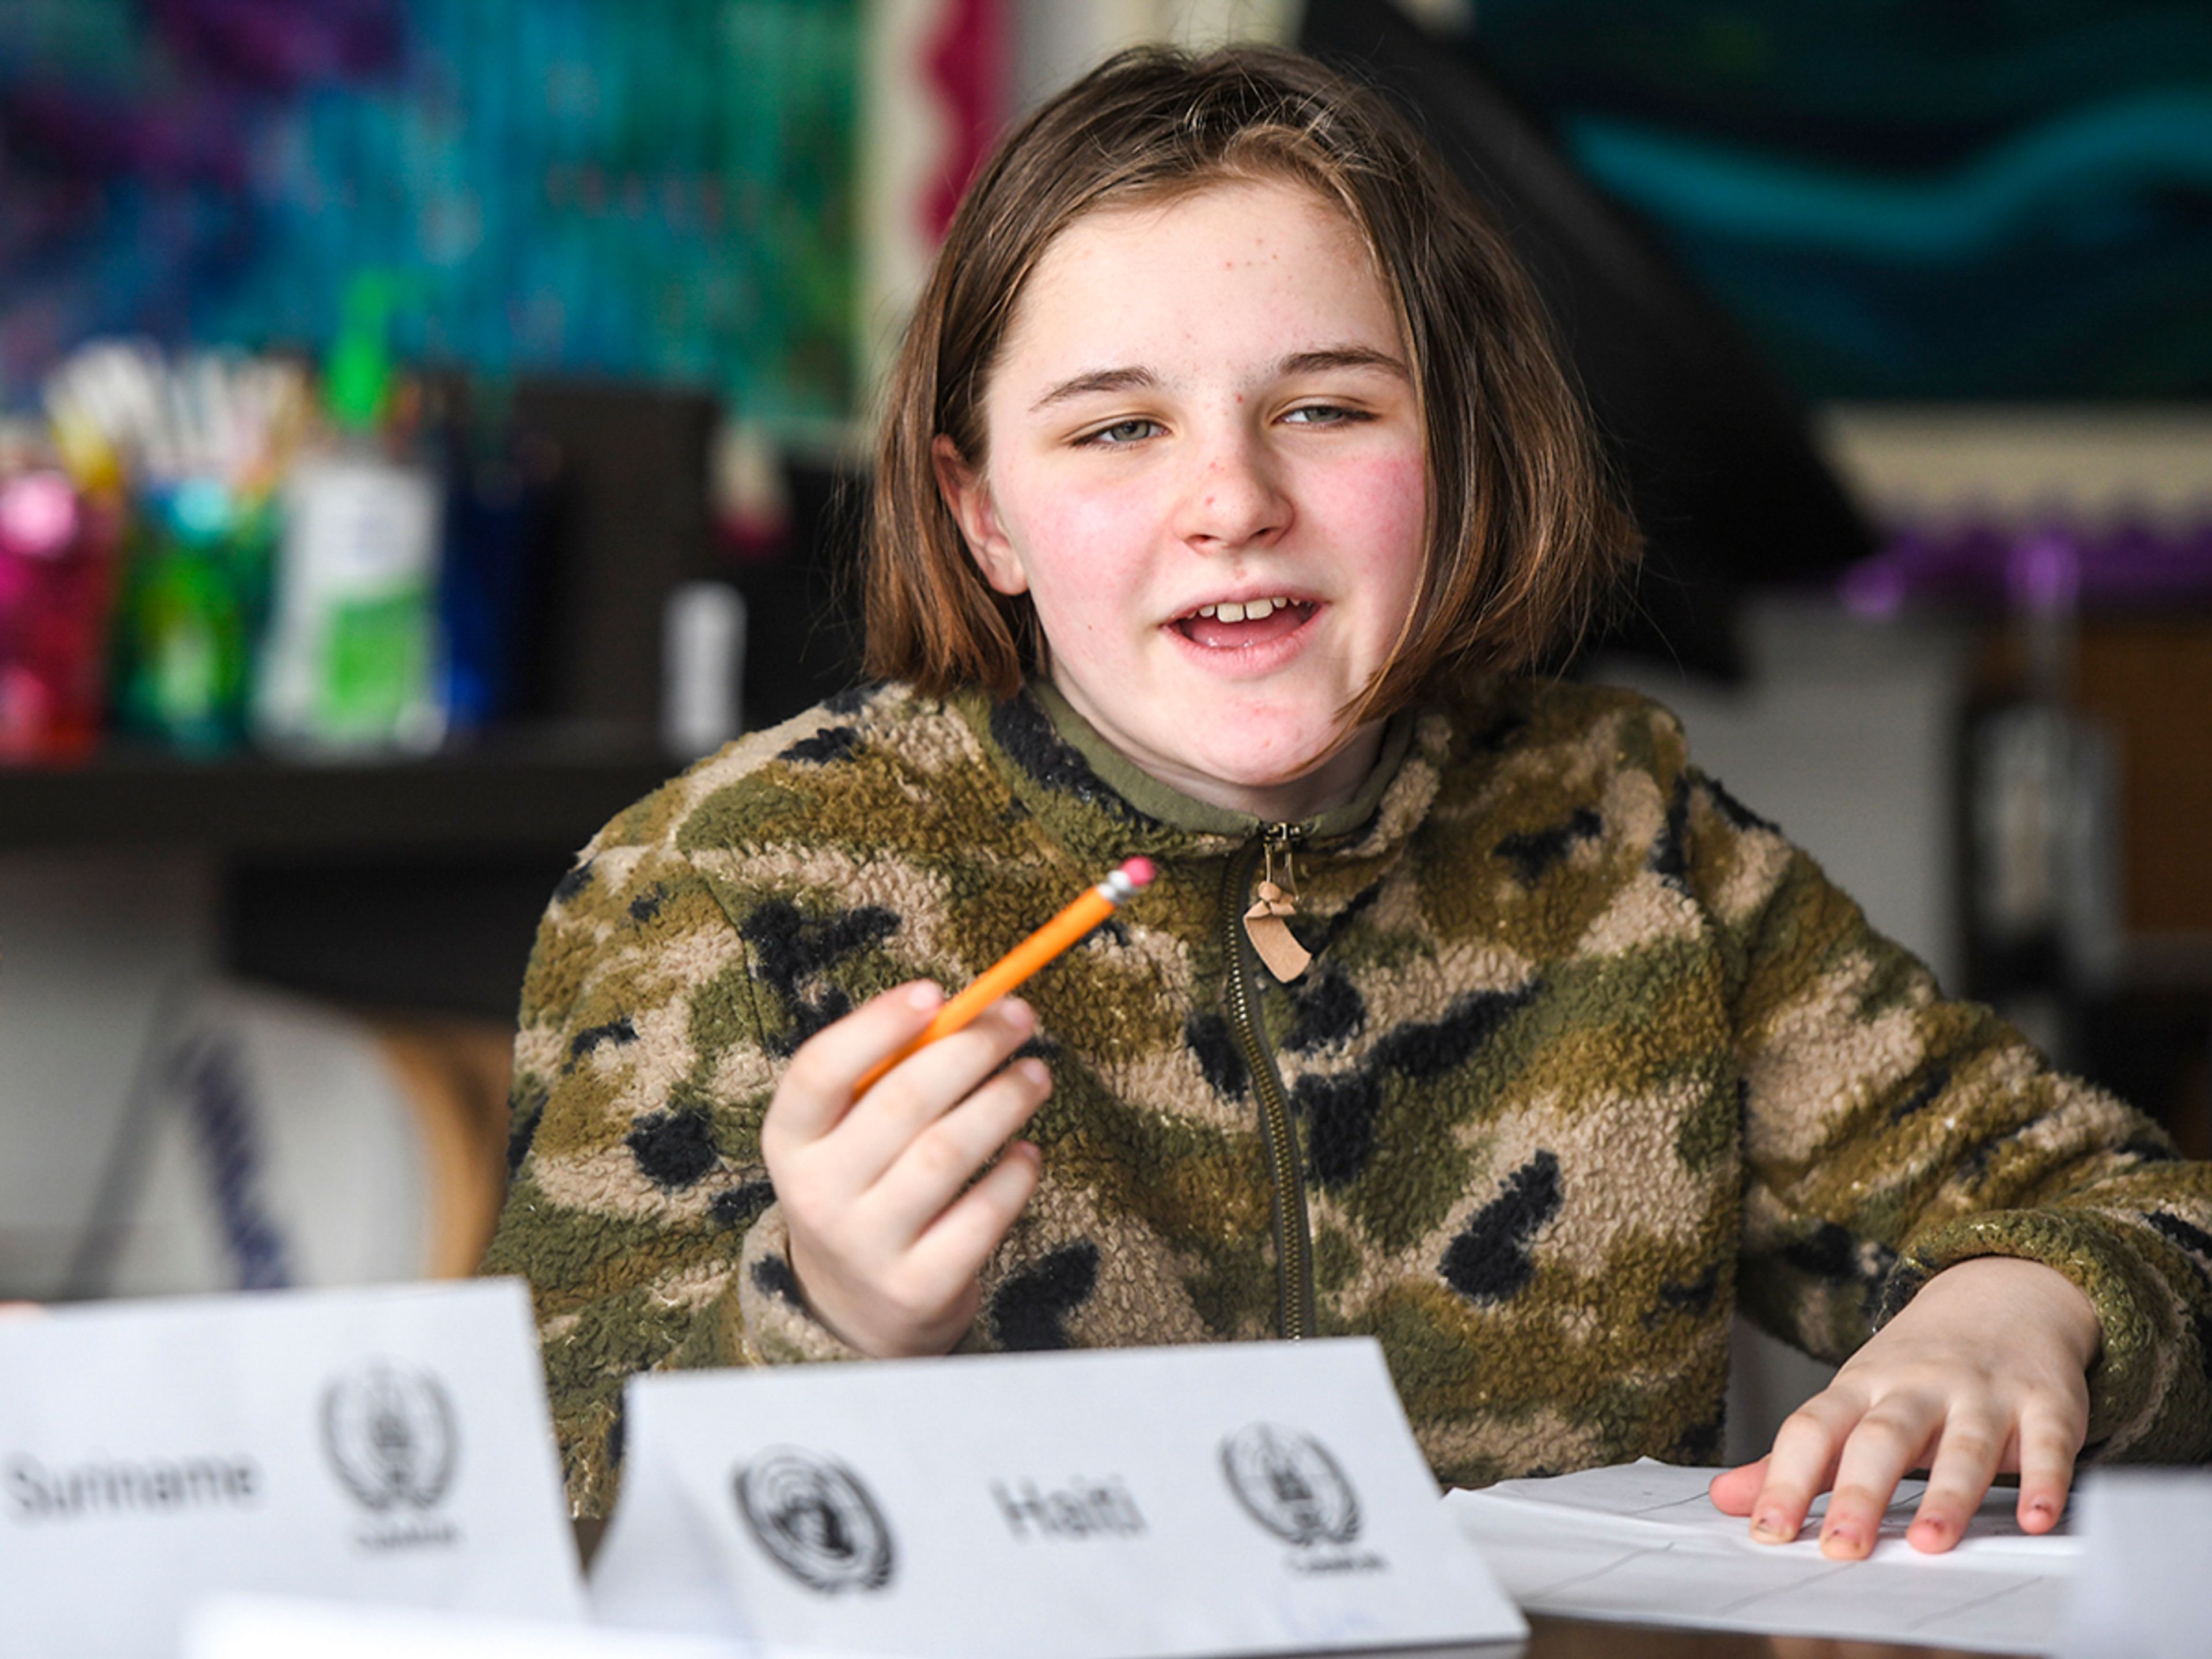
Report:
907,983,942,1010
1751,1513,1791,1542
1824,1525,1859,1554
1018,1057,1049,1084
1005,997,1034,1028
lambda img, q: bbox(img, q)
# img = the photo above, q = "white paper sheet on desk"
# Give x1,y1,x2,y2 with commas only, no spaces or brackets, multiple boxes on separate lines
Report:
1446,1459,2076,1656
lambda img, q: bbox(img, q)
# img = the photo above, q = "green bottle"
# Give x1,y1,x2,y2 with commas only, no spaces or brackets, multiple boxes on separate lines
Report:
256,274,446,754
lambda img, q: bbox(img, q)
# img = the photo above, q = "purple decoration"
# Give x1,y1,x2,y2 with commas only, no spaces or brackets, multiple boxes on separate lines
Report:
0,78,250,185
145,0,407,94
1841,513,2212,616
2008,529,2081,614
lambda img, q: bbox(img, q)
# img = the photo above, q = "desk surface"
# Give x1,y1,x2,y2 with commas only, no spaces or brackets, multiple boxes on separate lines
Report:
1520,1616,2014,1658
571,1518,2022,1659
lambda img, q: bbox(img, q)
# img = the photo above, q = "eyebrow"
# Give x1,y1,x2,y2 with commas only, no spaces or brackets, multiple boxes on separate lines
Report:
1027,345,1411,414
1029,366,1159,414
1275,346,1410,381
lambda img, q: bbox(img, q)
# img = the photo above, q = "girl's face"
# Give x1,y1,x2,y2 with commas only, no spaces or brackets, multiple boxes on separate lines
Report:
935,179,1429,823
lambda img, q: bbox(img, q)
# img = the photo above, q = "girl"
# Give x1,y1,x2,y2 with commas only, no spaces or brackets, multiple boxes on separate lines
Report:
485,46,2212,1556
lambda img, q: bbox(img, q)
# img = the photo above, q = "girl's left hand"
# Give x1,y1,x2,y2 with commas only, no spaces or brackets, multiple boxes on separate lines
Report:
1709,1256,2101,1558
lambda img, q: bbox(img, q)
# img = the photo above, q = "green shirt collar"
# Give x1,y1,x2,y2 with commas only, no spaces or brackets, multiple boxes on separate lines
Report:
951,676,1441,877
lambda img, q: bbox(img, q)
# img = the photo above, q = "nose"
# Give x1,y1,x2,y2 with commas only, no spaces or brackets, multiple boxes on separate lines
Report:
1171,423,1290,552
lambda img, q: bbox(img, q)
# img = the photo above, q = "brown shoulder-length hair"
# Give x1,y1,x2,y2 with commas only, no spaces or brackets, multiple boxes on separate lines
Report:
863,42,1639,719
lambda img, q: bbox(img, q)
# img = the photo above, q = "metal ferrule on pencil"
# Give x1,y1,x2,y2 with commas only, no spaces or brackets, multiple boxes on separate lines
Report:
1099,868,1145,906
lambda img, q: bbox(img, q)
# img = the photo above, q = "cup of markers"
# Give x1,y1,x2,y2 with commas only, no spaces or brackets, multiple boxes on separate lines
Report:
0,466,122,764
38,342,308,756
113,478,279,753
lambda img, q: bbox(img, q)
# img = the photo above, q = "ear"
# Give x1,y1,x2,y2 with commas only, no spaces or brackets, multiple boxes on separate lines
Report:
932,434,1028,596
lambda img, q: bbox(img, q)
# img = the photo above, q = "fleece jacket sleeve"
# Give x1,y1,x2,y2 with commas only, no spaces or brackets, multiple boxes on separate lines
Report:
1684,762,2212,1459
479,812,867,1519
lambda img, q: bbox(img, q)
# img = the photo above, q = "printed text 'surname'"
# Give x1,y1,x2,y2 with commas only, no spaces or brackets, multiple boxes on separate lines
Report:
6,1452,262,1522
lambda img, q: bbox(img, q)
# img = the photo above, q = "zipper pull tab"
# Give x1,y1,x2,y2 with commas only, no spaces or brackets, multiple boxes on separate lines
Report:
1243,828,1312,982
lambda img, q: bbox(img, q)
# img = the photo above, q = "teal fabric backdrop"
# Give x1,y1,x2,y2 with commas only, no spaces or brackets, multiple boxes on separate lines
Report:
1467,1,2212,398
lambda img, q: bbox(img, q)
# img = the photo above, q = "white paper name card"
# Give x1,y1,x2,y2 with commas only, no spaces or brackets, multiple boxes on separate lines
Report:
591,1336,1525,1658
184,1593,744,1659
0,1278,585,1659
2056,1469,2212,1659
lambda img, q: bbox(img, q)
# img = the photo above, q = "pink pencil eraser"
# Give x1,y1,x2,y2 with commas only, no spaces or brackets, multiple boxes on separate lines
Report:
1119,856,1156,888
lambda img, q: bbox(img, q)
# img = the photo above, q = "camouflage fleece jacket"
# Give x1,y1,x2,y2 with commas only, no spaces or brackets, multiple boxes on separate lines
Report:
483,677,2212,1517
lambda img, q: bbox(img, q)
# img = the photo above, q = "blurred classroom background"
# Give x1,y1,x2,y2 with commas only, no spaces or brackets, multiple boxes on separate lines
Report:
1,0,2208,1431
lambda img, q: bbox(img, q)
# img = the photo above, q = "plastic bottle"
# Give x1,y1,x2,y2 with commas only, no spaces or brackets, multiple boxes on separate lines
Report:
662,580,747,759
1963,523,2122,1066
435,381,552,735
256,275,446,754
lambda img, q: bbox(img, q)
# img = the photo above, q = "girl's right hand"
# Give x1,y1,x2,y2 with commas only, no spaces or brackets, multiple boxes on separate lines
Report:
759,982,1051,1358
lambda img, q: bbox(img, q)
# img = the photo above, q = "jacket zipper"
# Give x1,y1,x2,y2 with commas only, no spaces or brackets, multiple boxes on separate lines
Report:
1219,826,1317,1340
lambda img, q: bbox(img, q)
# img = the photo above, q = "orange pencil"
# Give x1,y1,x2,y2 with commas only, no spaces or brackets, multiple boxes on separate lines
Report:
853,857,1156,1096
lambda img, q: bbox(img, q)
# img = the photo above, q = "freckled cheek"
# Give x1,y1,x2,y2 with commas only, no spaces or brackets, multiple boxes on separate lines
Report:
1006,486,1163,617
1309,453,1428,575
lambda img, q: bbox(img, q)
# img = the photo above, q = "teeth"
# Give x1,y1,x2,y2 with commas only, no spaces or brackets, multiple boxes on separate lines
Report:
1190,597,1296,624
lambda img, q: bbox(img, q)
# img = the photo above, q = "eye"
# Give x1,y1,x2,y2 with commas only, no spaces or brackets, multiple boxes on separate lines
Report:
1079,417,1163,447
1282,403,1367,426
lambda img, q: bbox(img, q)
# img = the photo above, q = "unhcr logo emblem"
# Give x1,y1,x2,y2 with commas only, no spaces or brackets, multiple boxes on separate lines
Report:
320,1361,459,1513
1219,1422,1361,1547
735,1448,896,1593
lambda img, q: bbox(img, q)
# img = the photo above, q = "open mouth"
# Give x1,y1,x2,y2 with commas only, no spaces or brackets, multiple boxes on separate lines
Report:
1171,595,1318,650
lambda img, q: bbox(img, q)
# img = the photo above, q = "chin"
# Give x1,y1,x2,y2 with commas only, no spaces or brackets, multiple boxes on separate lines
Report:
1176,730,1344,791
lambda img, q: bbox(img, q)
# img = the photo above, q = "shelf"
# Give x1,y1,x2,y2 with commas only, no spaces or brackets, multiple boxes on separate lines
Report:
1817,403,2212,524
0,726,677,855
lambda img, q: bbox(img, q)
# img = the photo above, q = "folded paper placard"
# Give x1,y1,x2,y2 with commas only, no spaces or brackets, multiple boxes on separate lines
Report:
2055,1469,2212,1659
0,1279,585,1659
183,1593,743,1659
590,1336,1524,1657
